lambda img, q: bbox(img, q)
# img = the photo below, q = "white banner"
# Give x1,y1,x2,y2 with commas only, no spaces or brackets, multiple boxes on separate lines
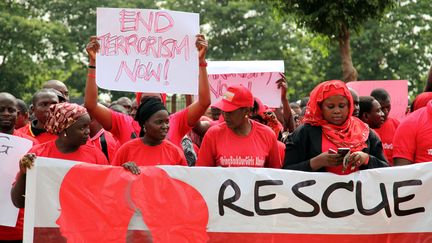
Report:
96,8,199,94
0,133,32,227
24,158,432,242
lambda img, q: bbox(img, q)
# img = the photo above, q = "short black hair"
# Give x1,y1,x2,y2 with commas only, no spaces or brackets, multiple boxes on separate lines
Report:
370,88,390,102
300,97,309,109
359,96,375,118
289,102,300,108
16,99,28,113
31,89,58,105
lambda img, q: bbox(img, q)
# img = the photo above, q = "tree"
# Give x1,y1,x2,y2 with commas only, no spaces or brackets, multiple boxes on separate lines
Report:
272,0,396,82
0,1,74,101
163,0,329,100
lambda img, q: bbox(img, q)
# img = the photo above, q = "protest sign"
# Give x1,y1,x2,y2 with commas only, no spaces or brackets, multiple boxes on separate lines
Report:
207,61,285,108
96,8,199,94
24,158,432,242
347,80,408,120
0,133,32,227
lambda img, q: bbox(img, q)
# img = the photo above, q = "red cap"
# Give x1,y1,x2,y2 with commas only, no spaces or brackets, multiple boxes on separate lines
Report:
213,85,254,112
254,97,266,115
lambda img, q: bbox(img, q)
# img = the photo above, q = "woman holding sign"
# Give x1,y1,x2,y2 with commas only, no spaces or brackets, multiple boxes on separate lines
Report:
11,103,108,208
283,80,388,174
84,35,211,152
112,96,187,174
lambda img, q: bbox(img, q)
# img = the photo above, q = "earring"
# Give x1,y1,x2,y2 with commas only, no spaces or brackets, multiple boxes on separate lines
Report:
245,114,248,118
63,133,67,137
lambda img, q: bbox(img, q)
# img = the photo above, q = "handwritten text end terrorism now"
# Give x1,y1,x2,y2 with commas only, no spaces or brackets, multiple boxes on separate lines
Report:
96,8,199,94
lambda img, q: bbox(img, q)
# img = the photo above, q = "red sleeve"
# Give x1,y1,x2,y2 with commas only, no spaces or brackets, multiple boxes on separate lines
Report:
177,147,188,166
196,128,216,167
168,108,192,146
267,133,282,168
110,110,140,144
392,116,416,161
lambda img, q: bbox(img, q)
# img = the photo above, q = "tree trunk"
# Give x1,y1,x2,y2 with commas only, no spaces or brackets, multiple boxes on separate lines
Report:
338,25,358,82
171,94,177,113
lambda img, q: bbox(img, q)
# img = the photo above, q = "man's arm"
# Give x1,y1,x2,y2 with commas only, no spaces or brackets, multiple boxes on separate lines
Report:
394,158,412,166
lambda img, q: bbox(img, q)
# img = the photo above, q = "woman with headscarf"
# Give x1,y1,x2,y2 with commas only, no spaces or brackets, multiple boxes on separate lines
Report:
11,103,108,208
196,85,281,168
283,80,388,174
112,97,187,174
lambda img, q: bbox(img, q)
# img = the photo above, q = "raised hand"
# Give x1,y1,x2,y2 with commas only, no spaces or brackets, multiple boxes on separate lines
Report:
195,34,208,63
86,36,100,65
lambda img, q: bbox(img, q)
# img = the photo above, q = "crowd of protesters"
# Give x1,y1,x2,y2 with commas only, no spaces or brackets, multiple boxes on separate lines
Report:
1,34,432,242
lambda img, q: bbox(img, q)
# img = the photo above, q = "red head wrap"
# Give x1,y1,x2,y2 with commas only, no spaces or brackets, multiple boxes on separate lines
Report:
303,80,369,151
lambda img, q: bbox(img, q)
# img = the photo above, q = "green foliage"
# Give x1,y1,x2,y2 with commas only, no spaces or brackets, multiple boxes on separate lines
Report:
273,0,395,38
0,0,430,104
318,0,432,98
163,0,326,100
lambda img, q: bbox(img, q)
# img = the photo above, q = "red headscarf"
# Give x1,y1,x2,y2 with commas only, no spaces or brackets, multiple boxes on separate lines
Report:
136,92,167,105
303,80,369,151
45,103,88,134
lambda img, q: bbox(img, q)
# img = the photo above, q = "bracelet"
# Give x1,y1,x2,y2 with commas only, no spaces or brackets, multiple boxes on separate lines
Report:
88,65,96,69
199,60,207,67
87,73,96,78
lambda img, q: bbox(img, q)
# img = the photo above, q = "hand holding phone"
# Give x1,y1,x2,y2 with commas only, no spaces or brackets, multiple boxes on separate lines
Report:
338,148,351,172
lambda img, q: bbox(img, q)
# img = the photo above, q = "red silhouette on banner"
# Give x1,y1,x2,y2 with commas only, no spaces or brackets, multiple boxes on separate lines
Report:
56,164,209,242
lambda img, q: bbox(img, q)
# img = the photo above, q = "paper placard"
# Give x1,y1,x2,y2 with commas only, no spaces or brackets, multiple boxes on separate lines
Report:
96,8,199,94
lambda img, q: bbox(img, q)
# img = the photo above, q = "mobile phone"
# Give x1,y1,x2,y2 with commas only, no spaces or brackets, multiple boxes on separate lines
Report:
338,148,350,156
328,148,337,154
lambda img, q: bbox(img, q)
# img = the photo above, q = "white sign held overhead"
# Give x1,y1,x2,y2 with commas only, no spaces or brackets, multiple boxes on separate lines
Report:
96,8,199,94
207,61,285,108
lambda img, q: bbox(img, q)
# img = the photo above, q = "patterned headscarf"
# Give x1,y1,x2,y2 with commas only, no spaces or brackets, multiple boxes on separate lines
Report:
45,103,88,134
303,80,369,152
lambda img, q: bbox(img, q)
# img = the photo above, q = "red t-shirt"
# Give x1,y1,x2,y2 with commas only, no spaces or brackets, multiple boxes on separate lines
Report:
196,120,281,168
29,140,108,165
110,108,191,147
112,139,187,166
393,101,432,163
89,129,120,164
374,117,399,166
13,130,38,145
17,123,57,144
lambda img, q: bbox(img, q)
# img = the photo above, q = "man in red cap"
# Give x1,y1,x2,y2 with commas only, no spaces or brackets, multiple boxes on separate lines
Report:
196,85,281,168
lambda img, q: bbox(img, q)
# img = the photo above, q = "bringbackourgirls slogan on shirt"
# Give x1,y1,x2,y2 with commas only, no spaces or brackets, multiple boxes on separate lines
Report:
96,8,199,94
